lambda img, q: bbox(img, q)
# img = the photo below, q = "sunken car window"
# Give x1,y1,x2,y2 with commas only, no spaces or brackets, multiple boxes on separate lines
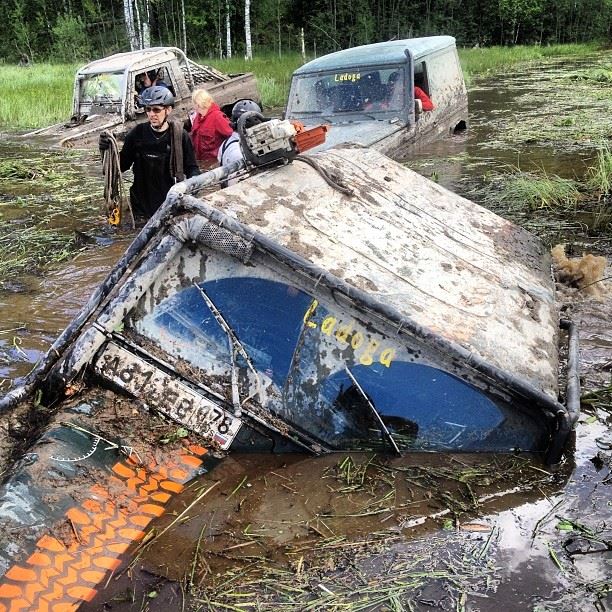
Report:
135,277,313,386
317,363,545,451
280,298,544,451
80,72,124,104
288,67,406,117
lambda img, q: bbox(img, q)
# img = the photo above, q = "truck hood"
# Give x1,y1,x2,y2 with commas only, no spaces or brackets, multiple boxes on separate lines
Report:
306,119,406,152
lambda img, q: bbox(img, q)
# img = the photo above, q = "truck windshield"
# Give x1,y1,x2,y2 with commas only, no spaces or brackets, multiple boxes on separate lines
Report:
288,67,406,117
133,273,545,453
79,71,124,104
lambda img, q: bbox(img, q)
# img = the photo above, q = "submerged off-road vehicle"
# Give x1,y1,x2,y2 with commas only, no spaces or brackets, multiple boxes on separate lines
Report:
285,36,468,157
24,47,260,148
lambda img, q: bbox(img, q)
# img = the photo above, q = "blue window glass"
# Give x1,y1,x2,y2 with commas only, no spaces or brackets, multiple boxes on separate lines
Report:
137,277,313,387
316,363,544,451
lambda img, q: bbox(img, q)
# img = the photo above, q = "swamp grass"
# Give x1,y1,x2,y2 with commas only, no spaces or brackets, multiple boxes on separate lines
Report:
586,145,612,195
0,43,605,129
498,170,581,212
0,63,77,129
458,42,601,84
480,147,612,238
0,150,102,285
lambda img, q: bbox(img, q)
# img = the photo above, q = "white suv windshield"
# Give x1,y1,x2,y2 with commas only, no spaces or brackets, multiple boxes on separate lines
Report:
288,67,406,117
79,71,124,104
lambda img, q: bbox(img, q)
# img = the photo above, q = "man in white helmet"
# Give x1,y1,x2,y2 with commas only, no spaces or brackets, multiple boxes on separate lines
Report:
99,86,199,221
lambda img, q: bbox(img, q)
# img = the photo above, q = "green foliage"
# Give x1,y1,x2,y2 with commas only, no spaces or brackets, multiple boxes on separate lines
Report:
568,66,612,83
458,42,600,81
9,0,38,59
499,170,581,211
1,0,611,63
159,427,190,445
51,15,91,61
198,52,306,108
0,64,75,128
0,43,605,129
586,146,612,195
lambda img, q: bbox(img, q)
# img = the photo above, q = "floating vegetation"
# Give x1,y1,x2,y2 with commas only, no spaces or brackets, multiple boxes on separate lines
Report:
567,65,612,83
472,54,612,150
177,453,560,610
0,147,103,285
191,528,501,611
581,386,612,419
0,160,54,181
0,221,86,282
458,43,601,85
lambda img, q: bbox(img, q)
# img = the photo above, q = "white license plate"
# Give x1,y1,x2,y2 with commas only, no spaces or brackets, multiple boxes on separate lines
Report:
94,342,241,449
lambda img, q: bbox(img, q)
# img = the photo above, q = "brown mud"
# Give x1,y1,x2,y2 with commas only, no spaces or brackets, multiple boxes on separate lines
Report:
0,54,611,611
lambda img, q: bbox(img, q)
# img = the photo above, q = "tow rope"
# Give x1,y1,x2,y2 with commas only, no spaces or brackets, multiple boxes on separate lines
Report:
100,131,135,228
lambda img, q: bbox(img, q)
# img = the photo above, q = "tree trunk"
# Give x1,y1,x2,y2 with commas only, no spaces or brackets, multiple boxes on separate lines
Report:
180,0,187,51
217,0,223,58
123,0,139,51
300,27,305,60
225,0,232,58
140,0,151,48
277,0,282,57
244,0,252,59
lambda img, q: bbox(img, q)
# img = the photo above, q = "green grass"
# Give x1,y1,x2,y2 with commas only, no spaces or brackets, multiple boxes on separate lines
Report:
567,65,612,84
197,52,306,108
586,145,612,194
498,170,581,211
0,64,78,129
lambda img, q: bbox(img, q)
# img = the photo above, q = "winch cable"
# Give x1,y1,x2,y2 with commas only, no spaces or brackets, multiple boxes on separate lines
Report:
101,131,135,229
294,154,354,196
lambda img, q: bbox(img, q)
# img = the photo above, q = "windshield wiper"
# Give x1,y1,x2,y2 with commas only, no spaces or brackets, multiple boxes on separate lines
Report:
193,283,264,413
344,366,401,455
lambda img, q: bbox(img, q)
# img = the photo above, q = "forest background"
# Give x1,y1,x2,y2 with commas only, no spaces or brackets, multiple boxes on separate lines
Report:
3,0,612,65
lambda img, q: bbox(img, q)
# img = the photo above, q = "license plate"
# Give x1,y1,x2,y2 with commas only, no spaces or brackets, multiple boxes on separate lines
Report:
94,342,241,449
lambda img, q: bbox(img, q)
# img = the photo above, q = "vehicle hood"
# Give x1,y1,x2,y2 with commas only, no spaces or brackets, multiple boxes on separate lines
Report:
305,119,405,152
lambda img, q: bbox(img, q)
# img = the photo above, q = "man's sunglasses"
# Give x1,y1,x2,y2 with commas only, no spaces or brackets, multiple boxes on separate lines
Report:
145,106,165,113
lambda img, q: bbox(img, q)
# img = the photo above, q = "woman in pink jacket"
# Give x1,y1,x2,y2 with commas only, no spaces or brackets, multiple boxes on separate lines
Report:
188,88,233,169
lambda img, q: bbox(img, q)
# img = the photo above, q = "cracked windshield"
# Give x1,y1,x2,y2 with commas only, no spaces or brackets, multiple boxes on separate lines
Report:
0,3,610,611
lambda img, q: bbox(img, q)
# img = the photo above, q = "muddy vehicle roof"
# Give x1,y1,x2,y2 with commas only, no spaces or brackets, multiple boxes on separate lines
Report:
77,46,207,76
293,36,457,74
203,146,558,398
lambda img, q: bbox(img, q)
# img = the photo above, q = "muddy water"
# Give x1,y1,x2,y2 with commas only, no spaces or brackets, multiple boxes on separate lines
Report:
0,241,131,387
2,55,612,611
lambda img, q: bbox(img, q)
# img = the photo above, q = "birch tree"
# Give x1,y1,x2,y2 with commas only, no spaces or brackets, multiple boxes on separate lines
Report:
123,0,139,50
245,0,252,59
225,0,232,57
180,0,187,51
140,0,151,48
